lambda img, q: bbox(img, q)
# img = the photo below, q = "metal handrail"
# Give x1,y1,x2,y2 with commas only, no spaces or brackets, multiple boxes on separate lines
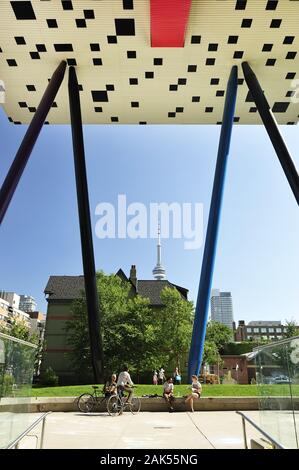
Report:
253,335,299,352
0,331,37,348
236,411,285,449
5,411,51,449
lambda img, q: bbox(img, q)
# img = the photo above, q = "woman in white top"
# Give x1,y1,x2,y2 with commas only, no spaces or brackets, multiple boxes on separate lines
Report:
185,375,202,412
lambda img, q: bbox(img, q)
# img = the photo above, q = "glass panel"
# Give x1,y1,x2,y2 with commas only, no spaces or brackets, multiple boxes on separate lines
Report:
0,332,36,448
286,338,299,448
255,337,299,449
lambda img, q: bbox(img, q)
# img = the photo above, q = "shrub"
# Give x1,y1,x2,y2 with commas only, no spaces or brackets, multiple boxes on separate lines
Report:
40,367,59,387
221,342,259,355
0,373,14,397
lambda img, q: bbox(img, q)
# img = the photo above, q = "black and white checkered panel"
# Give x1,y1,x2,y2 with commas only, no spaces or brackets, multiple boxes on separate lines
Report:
0,0,298,124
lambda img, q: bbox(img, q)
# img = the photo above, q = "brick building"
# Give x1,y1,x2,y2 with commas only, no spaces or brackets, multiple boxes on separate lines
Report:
210,353,257,384
235,320,287,342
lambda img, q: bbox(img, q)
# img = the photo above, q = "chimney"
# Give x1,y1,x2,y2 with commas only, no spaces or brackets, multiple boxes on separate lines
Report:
129,265,137,288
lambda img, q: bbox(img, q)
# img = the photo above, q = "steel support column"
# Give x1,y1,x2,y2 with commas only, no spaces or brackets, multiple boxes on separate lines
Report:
188,65,238,380
0,61,67,224
68,66,104,383
242,61,299,205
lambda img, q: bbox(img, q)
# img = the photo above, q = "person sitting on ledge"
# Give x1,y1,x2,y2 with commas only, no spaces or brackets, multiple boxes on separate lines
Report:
103,374,117,398
185,375,202,412
163,377,175,412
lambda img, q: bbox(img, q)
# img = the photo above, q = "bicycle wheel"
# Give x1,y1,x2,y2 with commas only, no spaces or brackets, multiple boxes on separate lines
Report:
129,396,141,415
107,395,122,416
77,393,95,413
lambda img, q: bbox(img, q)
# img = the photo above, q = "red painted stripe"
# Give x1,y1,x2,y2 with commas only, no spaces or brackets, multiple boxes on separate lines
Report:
151,0,191,47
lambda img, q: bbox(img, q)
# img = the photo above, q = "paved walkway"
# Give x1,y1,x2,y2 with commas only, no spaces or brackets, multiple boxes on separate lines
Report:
18,411,262,449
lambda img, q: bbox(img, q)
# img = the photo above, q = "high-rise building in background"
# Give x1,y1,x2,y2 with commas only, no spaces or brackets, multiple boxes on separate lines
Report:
210,289,234,330
19,295,37,313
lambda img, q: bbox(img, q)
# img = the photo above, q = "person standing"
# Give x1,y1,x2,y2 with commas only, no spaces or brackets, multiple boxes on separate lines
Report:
153,370,158,385
158,367,165,385
173,367,182,385
163,377,175,412
185,375,202,412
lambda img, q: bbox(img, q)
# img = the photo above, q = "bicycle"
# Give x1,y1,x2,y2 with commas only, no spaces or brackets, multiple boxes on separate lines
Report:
77,385,107,413
107,387,141,417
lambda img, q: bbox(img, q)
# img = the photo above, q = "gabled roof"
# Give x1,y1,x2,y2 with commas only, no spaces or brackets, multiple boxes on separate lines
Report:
44,275,85,300
136,280,188,306
44,273,188,305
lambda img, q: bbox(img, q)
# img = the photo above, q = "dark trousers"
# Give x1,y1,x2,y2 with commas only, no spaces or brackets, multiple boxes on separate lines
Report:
163,392,175,409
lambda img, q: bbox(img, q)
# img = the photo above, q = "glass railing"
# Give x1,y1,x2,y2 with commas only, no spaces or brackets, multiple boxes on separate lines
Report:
254,336,299,449
0,332,37,448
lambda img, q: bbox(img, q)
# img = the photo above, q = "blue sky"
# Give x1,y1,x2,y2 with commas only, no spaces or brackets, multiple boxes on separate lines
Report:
0,108,298,324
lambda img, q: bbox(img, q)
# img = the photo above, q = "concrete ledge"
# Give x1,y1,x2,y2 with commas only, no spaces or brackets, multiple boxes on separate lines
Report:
0,396,261,412
1,396,298,413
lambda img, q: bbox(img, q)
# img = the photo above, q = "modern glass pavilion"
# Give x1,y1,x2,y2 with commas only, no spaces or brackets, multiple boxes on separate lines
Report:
0,0,298,382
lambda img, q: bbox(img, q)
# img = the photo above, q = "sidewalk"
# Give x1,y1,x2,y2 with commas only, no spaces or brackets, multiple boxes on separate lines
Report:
18,411,262,449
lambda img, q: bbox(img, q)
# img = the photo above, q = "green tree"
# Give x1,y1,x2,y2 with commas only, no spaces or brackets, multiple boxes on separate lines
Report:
200,321,233,368
285,319,299,338
0,317,30,341
65,271,157,378
65,296,92,381
0,317,39,345
155,287,194,369
0,318,39,389
205,321,233,351
203,340,221,365
103,295,154,373
65,274,194,381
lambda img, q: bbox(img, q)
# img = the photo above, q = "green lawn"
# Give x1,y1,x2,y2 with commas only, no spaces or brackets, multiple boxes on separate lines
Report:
30,383,299,398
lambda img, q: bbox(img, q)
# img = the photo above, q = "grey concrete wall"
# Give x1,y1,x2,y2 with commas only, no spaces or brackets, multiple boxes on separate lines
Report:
0,396,260,413
2,396,298,413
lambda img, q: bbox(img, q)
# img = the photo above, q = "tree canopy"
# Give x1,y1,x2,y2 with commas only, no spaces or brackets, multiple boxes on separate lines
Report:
0,317,39,345
203,321,233,365
65,271,194,379
285,319,299,338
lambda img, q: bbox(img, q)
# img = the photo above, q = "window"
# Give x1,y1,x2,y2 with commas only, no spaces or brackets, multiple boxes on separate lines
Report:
276,328,282,333
254,328,259,333
269,328,274,333
247,328,252,332
261,328,267,333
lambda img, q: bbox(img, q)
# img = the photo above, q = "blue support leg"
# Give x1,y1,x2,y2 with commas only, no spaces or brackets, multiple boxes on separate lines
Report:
188,65,238,380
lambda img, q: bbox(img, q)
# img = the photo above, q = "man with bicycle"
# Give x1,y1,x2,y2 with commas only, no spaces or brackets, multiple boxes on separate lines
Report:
117,365,134,404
